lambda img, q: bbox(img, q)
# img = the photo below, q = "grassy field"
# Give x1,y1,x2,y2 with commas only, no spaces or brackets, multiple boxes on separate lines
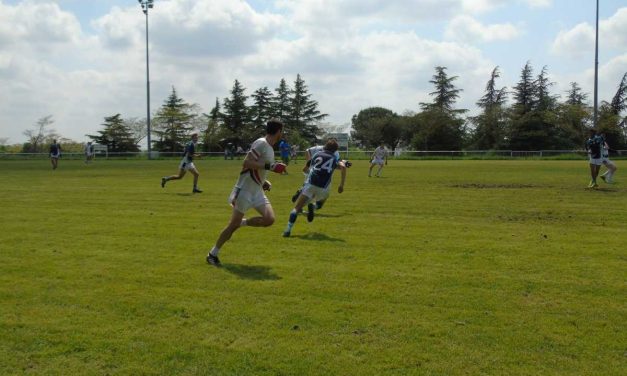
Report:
0,159,625,375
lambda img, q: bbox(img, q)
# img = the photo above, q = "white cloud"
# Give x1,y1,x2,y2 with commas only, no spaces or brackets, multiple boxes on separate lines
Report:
445,15,521,43
524,0,552,8
551,7,627,58
550,22,594,58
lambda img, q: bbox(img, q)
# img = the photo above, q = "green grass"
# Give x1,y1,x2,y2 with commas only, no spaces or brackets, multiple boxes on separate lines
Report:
1,159,625,375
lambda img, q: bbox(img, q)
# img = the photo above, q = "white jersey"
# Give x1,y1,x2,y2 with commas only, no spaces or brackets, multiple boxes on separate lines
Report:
373,146,387,160
235,137,275,192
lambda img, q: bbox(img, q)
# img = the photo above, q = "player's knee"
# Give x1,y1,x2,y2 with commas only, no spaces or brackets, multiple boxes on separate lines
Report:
262,215,275,227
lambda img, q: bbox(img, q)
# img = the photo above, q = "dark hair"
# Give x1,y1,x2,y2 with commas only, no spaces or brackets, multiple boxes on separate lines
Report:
323,138,339,153
589,129,597,135
266,119,284,135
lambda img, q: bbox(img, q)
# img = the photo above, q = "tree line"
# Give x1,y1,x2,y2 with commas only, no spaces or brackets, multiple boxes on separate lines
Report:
13,63,627,154
352,63,627,151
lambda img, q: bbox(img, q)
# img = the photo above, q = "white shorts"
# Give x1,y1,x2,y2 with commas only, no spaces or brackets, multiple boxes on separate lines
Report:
85,153,93,158
602,157,613,166
179,160,196,171
589,157,602,166
371,158,384,165
301,183,330,202
229,187,269,213
50,153,60,159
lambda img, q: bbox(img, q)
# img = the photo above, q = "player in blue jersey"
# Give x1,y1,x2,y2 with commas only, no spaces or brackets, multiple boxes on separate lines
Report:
585,129,604,188
49,140,61,170
283,139,347,237
161,133,203,193
290,140,351,207
207,120,287,266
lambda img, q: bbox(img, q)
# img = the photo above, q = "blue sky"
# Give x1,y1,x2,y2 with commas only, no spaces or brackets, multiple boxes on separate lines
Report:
1,0,625,145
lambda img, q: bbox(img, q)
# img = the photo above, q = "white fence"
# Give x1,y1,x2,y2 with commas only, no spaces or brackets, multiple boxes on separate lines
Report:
0,150,625,160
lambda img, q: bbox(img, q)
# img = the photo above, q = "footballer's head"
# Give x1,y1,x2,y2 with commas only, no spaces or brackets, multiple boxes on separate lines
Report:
266,119,284,135
323,138,339,153
191,133,199,141
589,128,597,136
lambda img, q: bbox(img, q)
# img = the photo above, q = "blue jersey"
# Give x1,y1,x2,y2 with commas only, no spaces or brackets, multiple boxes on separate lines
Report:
279,140,291,158
585,135,603,159
183,141,196,162
306,149,339,188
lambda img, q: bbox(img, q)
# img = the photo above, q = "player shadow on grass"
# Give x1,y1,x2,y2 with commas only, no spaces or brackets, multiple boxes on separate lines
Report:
222,264,281,281
290,232,345,242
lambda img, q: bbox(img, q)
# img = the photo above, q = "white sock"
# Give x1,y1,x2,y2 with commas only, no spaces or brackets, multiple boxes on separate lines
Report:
240,219,248,226
210,246,220,257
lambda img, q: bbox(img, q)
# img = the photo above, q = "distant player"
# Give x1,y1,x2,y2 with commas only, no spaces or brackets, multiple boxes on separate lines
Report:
279,138,291,173
207,120,287,266
161,133,203,193
49,140,61,170
368,141,388,177
599,133,617,184
84,141,94,164
283,138,347,237
585,129,603,188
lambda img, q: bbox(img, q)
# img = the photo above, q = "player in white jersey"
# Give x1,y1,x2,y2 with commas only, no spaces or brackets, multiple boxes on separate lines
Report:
368,142,388,177
84,141,94,164
207,120,287,266
599,133,617,184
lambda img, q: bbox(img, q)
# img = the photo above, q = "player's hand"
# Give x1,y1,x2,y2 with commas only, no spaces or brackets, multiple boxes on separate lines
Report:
262,181,272,191
338,185,344,194
266,162,287,174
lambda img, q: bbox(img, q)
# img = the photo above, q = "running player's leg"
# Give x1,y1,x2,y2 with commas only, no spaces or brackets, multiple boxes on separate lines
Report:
190,166,201,192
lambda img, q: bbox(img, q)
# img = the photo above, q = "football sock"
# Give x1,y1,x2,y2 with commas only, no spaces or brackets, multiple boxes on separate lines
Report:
210,246,220,257
289,209,298,224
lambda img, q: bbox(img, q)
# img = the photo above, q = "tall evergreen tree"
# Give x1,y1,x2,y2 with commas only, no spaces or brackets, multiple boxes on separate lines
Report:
566,82,587,105
557,82,591,146
209,97,221,121
250,86,274,133
88,114,139,152
609,72,627,115
512,61,536,115
287,74,327,140
272,78,291,121
414,66,466,150
220,80,251,141
471,66,508,149
534,66,557,112
152,87,197,153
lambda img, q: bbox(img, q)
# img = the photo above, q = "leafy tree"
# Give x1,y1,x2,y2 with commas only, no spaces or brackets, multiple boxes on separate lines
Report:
123,117,147,146
152,87,198,153
22,115,58,153
597,73,627,148
470,66,508,149
350,107,397,148
286,74,327,141
88,114,139,152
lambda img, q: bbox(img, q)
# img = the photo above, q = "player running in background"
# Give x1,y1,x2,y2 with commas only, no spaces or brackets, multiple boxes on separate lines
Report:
278,138,291,173
161,133,203,193
368,141,388,177
585,129,604,188
599,133,617,184
49,140,61,170
283,139,347,237
207,120,287,266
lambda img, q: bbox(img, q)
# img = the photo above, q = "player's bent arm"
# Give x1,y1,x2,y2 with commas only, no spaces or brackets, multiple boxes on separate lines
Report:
242,152,265,170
